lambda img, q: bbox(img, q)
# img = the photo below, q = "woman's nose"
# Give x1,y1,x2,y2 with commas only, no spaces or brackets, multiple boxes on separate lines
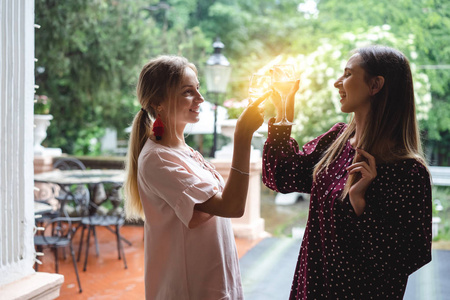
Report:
334,78,342,88
196,91,204,103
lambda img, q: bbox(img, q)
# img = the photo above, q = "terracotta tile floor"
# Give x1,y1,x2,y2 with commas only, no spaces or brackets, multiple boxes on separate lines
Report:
35,225,262,299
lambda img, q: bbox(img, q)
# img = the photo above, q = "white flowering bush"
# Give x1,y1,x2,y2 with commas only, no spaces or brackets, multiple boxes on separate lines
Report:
270,25,432,146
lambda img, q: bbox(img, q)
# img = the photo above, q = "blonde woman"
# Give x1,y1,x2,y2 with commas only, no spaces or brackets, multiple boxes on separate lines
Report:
263,45,432,299
123,55,269,300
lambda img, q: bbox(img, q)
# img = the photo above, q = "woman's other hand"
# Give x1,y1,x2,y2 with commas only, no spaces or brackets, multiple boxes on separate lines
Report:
346,148,377,215
235,91,272,138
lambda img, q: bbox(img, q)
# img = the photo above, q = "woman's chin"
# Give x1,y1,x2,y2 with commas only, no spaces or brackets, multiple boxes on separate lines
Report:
340,105,350,113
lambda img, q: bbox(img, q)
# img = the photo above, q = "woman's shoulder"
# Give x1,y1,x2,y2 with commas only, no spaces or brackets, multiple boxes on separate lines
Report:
378,158,429,179
316,122,347,141
139,139,186,165
322,122,347,136
378,157,427,168
330,122,347,131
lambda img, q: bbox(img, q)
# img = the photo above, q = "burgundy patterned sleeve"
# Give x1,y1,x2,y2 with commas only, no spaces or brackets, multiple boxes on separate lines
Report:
262,119,346,194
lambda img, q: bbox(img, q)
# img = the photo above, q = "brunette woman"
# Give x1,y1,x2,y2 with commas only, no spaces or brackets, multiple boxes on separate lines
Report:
263,45,432,299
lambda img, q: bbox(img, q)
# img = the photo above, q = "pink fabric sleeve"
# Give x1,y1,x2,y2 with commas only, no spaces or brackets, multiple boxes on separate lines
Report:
139,150,219,228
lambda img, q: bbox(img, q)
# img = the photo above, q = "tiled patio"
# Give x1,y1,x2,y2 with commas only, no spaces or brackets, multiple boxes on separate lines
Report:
34,189,450,299
35,225,262,299
35,223,450,299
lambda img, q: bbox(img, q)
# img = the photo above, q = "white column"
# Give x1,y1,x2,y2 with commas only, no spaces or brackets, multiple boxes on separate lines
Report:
0,1,63,298
0,0,36,285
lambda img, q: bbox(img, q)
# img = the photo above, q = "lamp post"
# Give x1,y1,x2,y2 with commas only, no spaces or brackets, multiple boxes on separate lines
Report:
204,38,232,158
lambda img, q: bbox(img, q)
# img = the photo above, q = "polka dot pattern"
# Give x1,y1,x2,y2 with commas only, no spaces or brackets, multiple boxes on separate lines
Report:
262,120,432,299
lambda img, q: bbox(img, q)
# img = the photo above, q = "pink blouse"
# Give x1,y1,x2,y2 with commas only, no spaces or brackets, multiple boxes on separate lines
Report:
138,139,243,300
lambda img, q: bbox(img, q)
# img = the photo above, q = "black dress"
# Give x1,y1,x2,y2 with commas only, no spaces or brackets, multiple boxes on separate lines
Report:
262,120,432,299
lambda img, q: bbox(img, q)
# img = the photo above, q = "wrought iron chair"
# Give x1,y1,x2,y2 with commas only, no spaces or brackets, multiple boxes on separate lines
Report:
34,158,86,234
51,157,91,216
50,157,91,263
77,183,129,271
34,158,86,211
34,216,83,293
53,157,87,171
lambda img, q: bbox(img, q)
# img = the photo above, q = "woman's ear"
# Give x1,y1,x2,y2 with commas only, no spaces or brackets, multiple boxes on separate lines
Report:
370,76,385,96
150,104,163,113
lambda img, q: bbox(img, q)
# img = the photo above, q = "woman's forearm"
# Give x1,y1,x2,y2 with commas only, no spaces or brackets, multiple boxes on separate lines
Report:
194,133,253,218
195,93,268,218
220,133,253,216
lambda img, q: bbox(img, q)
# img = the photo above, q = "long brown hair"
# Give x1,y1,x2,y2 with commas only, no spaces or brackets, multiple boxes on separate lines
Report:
313,45,426,199
123,55,197,220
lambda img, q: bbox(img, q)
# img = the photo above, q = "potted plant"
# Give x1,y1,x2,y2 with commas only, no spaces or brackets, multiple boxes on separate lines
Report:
34,94,51,115
34,95,53,154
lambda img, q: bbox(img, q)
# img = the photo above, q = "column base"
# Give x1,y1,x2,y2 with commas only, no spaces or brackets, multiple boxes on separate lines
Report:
0,272,64,300
232,217,266,240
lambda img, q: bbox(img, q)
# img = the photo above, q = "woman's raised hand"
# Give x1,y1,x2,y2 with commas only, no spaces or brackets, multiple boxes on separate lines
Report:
235,91,272,138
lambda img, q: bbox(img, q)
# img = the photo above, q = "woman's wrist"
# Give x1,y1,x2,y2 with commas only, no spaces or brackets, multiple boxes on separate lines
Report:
349,194,366,216
234,130,253,144
231,166,250,176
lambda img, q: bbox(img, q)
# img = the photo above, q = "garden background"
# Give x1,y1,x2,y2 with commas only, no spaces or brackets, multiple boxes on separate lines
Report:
34,0,450,242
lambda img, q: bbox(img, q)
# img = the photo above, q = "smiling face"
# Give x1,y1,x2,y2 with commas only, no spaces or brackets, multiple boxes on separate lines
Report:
163,66,204,129
334,54,372,117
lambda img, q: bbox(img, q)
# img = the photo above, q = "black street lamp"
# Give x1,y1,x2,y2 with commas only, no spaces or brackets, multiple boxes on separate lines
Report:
204,38,232,158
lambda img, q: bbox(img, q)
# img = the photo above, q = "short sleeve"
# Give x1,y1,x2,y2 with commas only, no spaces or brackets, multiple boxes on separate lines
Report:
139,150,220,228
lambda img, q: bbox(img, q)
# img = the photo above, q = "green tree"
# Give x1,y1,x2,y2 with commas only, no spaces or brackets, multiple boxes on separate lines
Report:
35,0,450,164
316,0,450,164
35,0,215,155
35,0,156,154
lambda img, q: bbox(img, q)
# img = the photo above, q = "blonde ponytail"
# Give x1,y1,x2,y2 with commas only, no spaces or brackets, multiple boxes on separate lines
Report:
123,110,152,220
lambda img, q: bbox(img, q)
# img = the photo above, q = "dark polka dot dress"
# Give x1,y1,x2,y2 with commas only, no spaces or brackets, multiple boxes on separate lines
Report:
262,119,432,299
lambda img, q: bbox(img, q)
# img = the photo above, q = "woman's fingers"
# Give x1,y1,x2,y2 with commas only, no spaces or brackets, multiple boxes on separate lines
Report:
356,148,377,175
289,79,300,96
259,106,265,115
347,165,371,176
239,96,266,124
249,90,272,108
270,88,281,104
347,148,377,180
346,162,367,172
356,148,375,165
347,166,366,175
347,162,371,176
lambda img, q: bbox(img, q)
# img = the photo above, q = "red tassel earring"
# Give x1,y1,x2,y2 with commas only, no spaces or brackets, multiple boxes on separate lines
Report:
152,114,164,140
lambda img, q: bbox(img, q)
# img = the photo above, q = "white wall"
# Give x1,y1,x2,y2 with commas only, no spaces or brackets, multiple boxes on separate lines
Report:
0,0,36,286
